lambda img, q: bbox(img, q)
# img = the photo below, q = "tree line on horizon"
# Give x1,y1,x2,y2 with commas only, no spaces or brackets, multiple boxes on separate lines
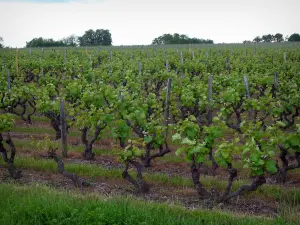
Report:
151,33,214,45
25,29,112,48
244,33,300,43
1,31,300,48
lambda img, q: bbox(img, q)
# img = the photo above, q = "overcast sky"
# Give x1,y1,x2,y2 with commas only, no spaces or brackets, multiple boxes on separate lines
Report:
0,0,299,47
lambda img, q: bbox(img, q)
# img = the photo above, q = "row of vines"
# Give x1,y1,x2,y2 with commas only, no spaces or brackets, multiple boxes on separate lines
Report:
0,44,299,204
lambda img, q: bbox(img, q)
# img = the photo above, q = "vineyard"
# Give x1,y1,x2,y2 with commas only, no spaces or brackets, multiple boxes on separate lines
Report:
0,43,300,224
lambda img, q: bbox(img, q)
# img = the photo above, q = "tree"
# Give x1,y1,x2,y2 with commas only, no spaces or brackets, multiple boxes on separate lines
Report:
261,34,273,42
288,33,300,42
62,34,78,47
26,37,66,48
274,33,284,42
0,37,3,48
253,36,262,43
243,40,251,44
152,33,213,45
271,35,276,42
78,29,112,46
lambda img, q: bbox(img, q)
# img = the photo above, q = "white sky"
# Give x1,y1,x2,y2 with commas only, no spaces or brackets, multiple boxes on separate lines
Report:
0,0,299,47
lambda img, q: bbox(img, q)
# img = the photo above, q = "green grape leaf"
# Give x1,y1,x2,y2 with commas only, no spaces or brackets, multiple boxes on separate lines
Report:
175,147,185,156
265,160,277,174
182,138,196,146
144,136,153,144
172,133,181,141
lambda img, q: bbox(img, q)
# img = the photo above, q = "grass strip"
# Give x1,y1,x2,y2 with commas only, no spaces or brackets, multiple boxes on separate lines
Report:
0,183,285,225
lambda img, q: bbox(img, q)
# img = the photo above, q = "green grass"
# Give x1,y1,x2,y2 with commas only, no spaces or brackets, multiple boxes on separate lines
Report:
1,155,300,206
12,126,81,137
10,114,50,122
0,183,287,225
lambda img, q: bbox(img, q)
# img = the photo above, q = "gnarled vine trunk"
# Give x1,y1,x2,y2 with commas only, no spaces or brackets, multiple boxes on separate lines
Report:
217,164,266,203
190,161,266,203
122,160,149,193
6,99,36,125
51,117,62,140
275,146,300,183
48,149,89,189
142,143,171,167
190,161,210,198
44,111,61,140
81,125,106,160
0,133,22,179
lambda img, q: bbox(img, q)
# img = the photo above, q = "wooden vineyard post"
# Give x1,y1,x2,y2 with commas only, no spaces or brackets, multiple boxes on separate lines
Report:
63,49,67,79
165,59,169,71
29,48,32,56
64,49,67,63
7,69,11,92
15,48,19,76
205,52,209,74
284,52,287,62
243,75,250,98
59,49,68,158
192,51,195,59
226,58,230,74
243,74,251,118
90,54,95,82
180,51,184,66
40,57,43,76
108,64,111,76
131,51,134,60
60,99,68,158
273,72,279,97
110,50,112,61
180,52,184,77
164,78,172,138
208,75,213,124
274,72,278,89
138,61,142,75
208,75,216,165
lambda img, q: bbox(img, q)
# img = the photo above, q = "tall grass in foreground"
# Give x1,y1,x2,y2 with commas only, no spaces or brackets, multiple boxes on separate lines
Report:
0,183,286,225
